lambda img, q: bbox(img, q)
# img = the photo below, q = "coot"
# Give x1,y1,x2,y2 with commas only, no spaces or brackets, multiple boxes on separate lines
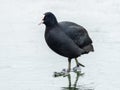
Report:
39,12,94,72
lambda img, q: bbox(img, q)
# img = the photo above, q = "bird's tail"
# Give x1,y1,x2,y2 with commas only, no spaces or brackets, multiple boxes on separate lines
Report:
82,44,94,54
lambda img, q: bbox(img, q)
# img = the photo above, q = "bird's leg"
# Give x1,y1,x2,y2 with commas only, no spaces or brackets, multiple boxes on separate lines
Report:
68,58,71,72
75,58,85,67
75,58,79,67
72,58,81,72
54,58,71,76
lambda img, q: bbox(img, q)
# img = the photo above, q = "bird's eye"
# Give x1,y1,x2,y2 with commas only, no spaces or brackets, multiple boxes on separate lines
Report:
44,16,48,20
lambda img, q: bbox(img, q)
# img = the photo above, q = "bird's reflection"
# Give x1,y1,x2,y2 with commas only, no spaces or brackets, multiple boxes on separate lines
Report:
54,71,94,90
54,71,84,90
62,72,84,90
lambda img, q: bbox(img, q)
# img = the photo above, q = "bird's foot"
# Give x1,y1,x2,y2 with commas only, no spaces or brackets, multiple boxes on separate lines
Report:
72,66,81,72
62,69,70,76
53,69,70,77
77,62,85,67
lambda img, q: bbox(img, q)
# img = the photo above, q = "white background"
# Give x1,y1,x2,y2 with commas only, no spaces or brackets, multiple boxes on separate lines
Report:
0,0,120,90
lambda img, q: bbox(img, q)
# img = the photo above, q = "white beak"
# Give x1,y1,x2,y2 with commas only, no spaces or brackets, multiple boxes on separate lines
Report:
38,14,45,25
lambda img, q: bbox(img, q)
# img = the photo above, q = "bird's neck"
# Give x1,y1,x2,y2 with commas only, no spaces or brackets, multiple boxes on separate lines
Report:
45,23,58,28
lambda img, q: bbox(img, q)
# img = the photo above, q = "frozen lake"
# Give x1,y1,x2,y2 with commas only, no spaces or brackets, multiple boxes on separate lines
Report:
0,0,120,90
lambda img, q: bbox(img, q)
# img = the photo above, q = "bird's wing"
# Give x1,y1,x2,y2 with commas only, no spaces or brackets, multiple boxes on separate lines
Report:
59,21,93,48
45,27,84,58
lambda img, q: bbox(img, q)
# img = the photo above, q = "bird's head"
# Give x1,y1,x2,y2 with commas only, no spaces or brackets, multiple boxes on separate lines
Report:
39,12,58,27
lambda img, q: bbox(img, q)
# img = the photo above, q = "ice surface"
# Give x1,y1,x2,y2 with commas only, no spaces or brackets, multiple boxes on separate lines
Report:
0,0,120,90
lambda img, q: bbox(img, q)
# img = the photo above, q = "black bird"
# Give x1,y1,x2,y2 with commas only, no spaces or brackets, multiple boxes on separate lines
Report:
40,12,94,72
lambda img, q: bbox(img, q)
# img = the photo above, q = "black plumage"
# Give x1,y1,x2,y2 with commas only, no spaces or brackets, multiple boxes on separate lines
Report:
41,12,94,72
